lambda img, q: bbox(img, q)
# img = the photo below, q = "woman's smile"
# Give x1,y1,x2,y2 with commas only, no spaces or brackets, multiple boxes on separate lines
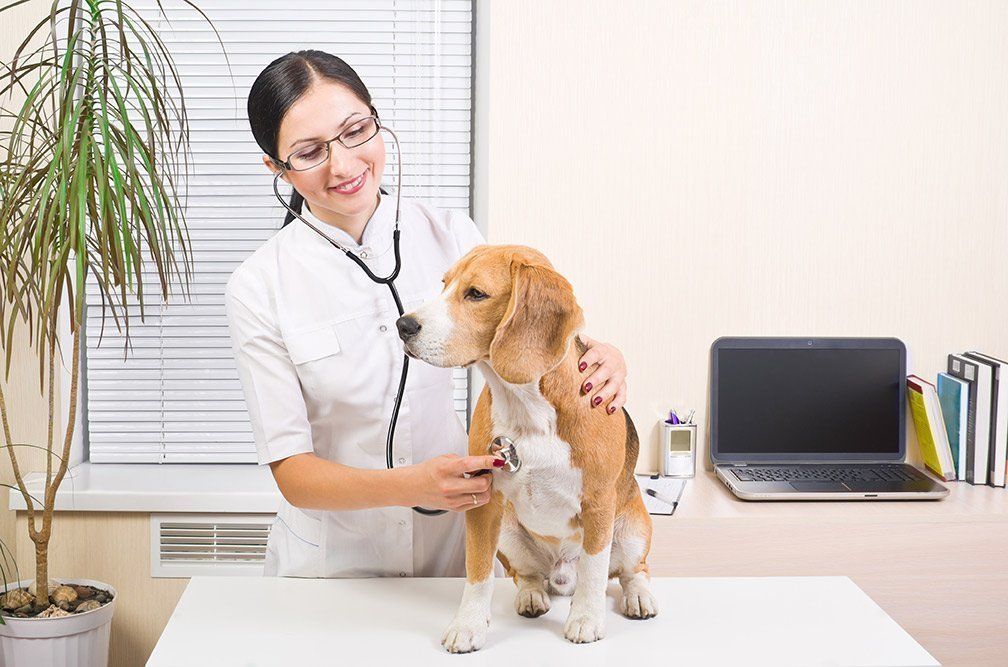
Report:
329,168,367,195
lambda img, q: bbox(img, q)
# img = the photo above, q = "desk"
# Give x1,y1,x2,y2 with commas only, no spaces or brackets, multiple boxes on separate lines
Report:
148,575,937,666
647,469,1008,666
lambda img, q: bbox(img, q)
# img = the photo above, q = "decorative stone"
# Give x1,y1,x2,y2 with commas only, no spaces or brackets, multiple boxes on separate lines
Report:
73,585,96,600
95,592,109,603
51,585,78,605
27,580,58,597
37,604,71,618
1,588,32,611
75,599,101,613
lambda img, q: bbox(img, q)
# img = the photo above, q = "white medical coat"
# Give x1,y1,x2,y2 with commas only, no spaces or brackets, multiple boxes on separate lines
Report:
224,191,505,579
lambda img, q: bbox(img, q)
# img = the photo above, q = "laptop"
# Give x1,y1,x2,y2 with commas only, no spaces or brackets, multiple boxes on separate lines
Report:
710,337,949,500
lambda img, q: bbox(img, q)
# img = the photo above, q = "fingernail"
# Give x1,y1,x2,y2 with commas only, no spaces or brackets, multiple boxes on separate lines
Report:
579,362,587,372
608,406,615,414
593,396,602,406
584,382,592,392
493,459,505,468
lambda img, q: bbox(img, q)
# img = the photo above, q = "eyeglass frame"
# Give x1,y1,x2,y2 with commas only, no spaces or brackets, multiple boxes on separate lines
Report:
272,114,383,172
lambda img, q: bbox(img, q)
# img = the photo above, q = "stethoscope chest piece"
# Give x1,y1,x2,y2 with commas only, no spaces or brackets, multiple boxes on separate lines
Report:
490,435,522,473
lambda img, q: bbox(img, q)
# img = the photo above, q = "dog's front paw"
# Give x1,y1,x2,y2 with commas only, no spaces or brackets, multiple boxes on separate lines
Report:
515,586,551,618
620,586,658,619
563,610,606,643
441,616,488,654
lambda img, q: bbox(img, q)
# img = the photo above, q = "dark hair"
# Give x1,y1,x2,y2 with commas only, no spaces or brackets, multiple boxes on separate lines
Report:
247,50,379,227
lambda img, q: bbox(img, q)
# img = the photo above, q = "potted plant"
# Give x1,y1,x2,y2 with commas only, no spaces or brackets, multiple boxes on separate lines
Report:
0,1,224,663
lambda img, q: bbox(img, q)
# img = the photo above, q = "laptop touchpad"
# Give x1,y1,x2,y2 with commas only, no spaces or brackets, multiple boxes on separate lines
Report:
789,482,847,492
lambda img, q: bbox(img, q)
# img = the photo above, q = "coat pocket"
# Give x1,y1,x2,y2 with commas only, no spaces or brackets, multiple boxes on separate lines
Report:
285,324,342,365
272,503,324,578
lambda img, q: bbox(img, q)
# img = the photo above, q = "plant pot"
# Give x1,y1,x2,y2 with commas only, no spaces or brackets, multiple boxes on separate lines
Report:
0,578,116,667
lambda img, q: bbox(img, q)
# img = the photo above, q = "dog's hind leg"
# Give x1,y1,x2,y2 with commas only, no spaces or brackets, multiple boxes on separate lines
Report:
609,500,658,619
497,517,555,618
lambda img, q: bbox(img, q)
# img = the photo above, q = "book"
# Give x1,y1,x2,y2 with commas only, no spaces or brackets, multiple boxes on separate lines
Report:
964,351,1008,488
947,354,984,485
907,375,956,481
937,372,968,480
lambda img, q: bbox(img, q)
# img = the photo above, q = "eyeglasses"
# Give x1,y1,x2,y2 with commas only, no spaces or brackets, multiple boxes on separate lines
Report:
277,115,381,171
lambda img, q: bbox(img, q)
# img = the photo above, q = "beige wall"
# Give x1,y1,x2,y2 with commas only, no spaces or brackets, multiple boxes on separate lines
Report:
2,1,1006,665
475,0,1008,471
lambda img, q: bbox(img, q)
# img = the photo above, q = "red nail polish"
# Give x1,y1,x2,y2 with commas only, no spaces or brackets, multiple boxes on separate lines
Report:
585,382,592,392
493,458,505,468
608,406,615,414
594,396,602,406
579,362,587,372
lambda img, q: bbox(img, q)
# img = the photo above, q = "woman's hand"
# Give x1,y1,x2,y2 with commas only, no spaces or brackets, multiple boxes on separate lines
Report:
408,453,503,512
577,335,628,415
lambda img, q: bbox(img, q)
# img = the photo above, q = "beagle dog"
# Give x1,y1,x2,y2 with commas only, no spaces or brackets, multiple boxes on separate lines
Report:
396,244,657,653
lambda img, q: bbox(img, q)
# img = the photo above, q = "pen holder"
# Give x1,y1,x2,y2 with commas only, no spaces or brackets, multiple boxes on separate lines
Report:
661,422,696,478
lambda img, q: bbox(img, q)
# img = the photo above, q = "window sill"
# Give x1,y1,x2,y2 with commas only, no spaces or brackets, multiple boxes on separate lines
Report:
7,463,282,513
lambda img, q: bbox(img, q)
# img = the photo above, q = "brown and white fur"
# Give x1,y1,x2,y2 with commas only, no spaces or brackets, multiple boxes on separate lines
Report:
397,244,657,653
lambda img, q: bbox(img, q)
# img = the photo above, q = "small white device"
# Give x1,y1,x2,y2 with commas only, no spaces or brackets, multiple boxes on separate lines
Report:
661,422,696,478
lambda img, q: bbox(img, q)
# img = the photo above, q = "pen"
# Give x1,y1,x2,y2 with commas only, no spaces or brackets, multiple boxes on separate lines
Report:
645,486,684,507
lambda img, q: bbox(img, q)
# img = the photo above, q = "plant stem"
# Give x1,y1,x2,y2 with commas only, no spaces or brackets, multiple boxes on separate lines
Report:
30,306,80,608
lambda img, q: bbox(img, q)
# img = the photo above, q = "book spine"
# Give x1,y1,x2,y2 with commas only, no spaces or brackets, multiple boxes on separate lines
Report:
948,355,978,485
988,365,1005,488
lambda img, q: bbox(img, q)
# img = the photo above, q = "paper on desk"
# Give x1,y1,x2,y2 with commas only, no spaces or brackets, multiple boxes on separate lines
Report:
634,475,686,515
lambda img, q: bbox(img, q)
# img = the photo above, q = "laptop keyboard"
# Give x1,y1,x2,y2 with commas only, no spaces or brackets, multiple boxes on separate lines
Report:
730,464,924,484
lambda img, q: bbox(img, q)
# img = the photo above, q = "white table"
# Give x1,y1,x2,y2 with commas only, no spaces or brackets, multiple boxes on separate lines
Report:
148,576,939,667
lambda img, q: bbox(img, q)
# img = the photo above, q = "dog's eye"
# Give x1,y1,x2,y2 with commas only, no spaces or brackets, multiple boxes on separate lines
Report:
465,287,488,301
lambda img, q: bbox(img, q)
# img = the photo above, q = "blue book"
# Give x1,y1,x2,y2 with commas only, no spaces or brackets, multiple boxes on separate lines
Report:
948,354,986,484
937,372,968,480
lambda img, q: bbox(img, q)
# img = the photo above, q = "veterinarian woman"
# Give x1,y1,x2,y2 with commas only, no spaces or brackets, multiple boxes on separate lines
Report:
225,50,629,579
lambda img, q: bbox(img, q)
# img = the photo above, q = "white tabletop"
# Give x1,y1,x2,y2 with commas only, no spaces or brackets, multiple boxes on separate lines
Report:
148,575,938,667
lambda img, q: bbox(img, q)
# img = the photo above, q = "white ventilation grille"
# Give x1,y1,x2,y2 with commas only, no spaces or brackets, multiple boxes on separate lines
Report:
151,513,274,577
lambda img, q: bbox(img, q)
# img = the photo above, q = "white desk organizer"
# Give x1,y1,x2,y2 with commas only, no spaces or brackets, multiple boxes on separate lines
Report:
661,422,697,478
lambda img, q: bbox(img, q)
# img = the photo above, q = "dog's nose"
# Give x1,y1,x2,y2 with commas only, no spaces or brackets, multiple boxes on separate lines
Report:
396,315,421,340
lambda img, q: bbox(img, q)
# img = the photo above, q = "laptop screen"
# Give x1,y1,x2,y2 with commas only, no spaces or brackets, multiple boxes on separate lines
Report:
712,342,904,461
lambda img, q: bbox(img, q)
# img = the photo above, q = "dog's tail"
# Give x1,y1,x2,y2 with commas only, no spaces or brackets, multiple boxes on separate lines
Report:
614,407,641,505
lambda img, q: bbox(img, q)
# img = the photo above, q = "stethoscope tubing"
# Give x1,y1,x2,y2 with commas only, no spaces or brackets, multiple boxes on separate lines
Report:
270,124,446,516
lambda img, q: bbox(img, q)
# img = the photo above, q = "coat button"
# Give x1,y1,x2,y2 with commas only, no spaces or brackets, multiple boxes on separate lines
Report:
398,457,406,464
379,324,387,332
399,572,407,577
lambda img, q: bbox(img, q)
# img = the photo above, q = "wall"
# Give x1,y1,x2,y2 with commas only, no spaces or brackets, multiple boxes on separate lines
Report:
475,0,1008,471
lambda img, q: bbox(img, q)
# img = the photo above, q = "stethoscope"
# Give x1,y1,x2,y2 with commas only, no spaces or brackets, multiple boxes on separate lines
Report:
270,122,524,515
271,122,447,516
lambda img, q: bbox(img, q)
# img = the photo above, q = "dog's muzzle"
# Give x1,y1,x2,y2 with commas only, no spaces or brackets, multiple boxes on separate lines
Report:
489,435,521,473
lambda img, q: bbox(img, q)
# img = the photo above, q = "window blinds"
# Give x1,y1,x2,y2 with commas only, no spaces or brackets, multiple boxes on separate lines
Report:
84,0,474,463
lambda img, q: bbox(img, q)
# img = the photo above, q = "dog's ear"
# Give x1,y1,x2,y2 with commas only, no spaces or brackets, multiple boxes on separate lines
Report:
489,260,584,384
